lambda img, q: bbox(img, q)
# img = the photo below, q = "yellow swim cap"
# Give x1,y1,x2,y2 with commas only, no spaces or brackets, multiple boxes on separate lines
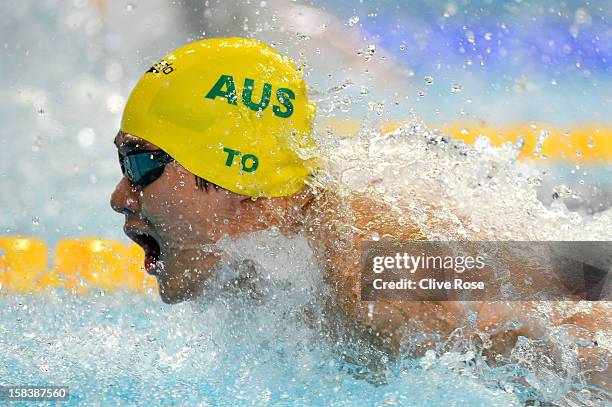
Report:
121,38,318,197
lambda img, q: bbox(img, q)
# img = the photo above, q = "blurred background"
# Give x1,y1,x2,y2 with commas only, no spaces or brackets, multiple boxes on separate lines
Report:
1,0,610,244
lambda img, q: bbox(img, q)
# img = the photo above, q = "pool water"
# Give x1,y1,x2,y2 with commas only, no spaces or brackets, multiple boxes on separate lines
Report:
2,231,609,405
1,291,525,406
0,289,541,407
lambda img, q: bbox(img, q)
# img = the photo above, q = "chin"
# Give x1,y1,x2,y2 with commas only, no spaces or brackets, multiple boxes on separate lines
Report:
154,255,217,304
157,277,200,304
159,291,187,304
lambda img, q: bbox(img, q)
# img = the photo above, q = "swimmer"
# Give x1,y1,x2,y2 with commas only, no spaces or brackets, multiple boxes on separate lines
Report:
111,38,609,387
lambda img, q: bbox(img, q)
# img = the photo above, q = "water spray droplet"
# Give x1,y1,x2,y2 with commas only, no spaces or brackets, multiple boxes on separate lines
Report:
77,127,96,147
367,303,375,319
106,94,124,114
465,31,475,44
347,15,359,27
533,130,549,155
587,138,595,148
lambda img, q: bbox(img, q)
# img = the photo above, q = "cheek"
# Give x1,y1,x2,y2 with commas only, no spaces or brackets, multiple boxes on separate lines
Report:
139,171,196,218
191,200,229,237
139,166,248,239
138,188,175,220
188,194,250,240
139,185,216,237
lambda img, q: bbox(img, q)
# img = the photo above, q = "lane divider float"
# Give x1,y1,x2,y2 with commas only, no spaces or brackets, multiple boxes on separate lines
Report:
0,237,157,294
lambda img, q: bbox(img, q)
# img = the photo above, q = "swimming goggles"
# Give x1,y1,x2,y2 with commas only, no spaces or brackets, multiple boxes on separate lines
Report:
119,150,173,187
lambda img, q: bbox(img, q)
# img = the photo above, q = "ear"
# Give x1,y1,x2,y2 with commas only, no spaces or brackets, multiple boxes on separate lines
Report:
236,195,269,220
295,188,317,211
238,195,258,205
277,187,318,214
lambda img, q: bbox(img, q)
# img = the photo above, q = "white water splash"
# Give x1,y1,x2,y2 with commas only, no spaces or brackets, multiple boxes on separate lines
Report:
314,113,612,242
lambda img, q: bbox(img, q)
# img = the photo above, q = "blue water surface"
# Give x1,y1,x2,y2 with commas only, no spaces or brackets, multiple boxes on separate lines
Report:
1,291,525,406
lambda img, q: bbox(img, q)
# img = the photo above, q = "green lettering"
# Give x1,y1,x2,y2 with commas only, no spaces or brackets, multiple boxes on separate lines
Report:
223,147,241,166
242,78,272,112
273,88,295,118
241,154,259,172
205,74,238,105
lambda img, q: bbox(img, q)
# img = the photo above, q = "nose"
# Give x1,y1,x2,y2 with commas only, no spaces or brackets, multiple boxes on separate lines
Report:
110,176,141,216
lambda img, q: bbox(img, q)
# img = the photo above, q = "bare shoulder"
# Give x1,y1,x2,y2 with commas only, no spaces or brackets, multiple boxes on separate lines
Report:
306,192,461,348
305,191,612,389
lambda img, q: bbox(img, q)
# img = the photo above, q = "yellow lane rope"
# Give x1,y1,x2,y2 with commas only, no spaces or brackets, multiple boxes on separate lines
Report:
318,120,612,162
0,237,156,294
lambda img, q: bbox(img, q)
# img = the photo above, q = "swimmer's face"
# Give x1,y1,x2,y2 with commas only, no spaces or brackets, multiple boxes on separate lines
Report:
111,131,264,303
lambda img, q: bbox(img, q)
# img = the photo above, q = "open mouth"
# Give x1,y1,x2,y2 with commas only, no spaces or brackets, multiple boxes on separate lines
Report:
127,231,162,276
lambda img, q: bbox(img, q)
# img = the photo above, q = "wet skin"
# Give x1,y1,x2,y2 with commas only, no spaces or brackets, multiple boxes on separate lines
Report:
111,132,609,388
111,131,289,303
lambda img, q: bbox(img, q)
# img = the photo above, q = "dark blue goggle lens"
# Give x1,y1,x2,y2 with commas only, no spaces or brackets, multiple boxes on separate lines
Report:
120,150,173,186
